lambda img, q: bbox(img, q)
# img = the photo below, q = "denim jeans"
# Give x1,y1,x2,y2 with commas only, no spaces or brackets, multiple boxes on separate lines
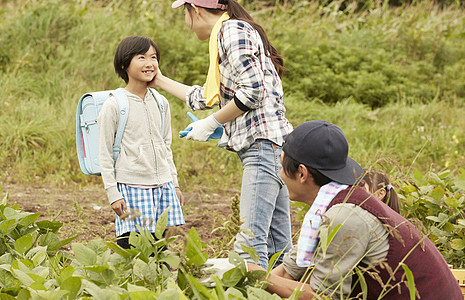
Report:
235,139,292,269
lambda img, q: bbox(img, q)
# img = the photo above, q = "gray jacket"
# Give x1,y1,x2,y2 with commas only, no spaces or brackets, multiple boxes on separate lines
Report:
98,88,178,204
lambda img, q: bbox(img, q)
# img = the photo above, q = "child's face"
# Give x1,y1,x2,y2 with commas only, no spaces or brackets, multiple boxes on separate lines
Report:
126,46,158,84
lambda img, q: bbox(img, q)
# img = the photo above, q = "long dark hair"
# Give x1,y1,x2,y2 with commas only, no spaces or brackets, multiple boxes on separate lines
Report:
185,0,286,77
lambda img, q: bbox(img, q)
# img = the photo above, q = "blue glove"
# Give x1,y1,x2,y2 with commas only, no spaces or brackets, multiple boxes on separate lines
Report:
179,112,223,141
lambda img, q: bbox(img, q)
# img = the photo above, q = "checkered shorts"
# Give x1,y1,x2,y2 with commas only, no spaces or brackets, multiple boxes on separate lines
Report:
115,182,185,237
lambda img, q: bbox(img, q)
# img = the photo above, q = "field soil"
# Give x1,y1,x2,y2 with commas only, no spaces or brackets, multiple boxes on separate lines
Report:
2,183,301,253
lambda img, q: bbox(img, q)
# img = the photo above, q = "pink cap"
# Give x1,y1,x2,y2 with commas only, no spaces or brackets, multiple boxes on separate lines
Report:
171,0,228,10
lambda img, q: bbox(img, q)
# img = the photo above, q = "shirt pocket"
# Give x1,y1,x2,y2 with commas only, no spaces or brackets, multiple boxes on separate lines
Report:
129,144,156,172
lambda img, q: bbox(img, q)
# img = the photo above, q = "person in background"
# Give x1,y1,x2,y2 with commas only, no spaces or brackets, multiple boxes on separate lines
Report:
363,168,400,213
248,120,462,299
99,36,185,249
152,0,293,269
272,167,402,284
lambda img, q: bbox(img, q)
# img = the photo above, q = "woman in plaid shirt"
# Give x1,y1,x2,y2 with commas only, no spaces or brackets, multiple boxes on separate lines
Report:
152,0,293,269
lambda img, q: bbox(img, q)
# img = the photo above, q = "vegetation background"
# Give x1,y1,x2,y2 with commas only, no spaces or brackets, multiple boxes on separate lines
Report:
0,0,464,298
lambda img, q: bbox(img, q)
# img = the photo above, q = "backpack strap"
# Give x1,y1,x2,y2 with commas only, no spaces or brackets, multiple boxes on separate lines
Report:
110,88,129,163
149,88,165,137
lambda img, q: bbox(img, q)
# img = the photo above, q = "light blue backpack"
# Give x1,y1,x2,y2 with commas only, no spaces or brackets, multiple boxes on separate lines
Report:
76,88,165,175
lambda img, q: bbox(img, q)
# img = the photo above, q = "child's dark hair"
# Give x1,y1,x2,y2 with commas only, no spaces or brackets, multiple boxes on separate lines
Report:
114,36,160,84
363,168,400,213
184,0,286,77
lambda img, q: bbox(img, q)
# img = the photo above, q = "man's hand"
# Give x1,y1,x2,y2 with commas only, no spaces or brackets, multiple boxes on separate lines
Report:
111,198,127,217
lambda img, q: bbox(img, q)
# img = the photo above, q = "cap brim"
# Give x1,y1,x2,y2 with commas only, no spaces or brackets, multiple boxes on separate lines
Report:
318,157,363,186
171,0,186,8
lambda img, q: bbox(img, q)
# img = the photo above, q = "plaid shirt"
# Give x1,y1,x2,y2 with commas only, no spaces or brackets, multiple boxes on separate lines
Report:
186,19,293,152
296,182,348,267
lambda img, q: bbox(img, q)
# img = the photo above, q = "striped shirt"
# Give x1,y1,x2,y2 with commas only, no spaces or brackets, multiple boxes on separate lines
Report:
296,182,348,267
185,19,293,152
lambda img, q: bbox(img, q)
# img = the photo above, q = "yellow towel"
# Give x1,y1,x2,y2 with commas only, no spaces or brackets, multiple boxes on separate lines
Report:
203,12,230,107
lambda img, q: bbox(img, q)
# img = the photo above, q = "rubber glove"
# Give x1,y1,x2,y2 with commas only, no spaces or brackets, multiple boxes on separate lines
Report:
179,112,223,141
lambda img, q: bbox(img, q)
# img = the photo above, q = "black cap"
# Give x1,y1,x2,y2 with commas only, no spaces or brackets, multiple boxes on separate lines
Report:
283,120,363,185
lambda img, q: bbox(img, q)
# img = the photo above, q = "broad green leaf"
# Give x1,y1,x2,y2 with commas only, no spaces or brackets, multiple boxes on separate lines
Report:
426,216,441,223
0,269,20,290
30,266,49,278
212,276,225,300
3,208,19,220
129,230,153,260
155,207,169,240
27,272,45,284
60,276,81,300
105,242,131,259
443,222,455,233
0,292,16,299
186,227,208,267
18,213,40,228
185,273,216,300
224,287,245,299
454,169,465,190
100,269,115,286
25,246,47,267
451,239,465,250
400,264,416,300
129,291,158,300
457,219,465,227
29,281,46,291
72,243,97,266
157,288,187,300
59,265,75,283
40,232,59,249
132,259,149,279
430,187,445,202
0,254,14,265
239,244,259,264
0,219,16,235
160,253,181,269
11,269,34,286
49,235,79,252
402,185,417,194
268,252,281,271
36,220,63,234
413,170,423,182
222,267,243,287
14,234,33,255
247,286,280,299
84,265,109,273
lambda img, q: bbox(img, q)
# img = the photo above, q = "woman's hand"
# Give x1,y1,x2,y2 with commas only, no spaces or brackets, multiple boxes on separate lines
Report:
111,198,127,217
175,187,184,207
148,67,164,88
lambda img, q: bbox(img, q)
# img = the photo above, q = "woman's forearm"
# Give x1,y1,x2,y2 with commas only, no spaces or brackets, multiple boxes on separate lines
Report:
213,100,245,124
153,73,190,102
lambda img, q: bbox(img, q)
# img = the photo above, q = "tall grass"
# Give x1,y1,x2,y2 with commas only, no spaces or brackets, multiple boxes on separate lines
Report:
0,0,464,193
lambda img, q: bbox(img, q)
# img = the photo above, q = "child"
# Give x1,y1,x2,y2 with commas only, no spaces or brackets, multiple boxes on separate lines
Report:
363,168,400,213
98,36,185,249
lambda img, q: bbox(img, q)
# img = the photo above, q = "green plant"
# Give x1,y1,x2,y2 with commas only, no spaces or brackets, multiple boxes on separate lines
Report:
398,168,465,268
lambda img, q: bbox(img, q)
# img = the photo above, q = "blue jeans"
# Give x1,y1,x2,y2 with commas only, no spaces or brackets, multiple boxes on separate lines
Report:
234,139,292,269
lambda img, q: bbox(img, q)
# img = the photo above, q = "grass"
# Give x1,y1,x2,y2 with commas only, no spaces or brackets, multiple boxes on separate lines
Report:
0,0,464,194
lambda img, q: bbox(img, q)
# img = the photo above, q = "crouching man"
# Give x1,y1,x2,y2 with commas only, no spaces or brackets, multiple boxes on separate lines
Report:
247,120,462,299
